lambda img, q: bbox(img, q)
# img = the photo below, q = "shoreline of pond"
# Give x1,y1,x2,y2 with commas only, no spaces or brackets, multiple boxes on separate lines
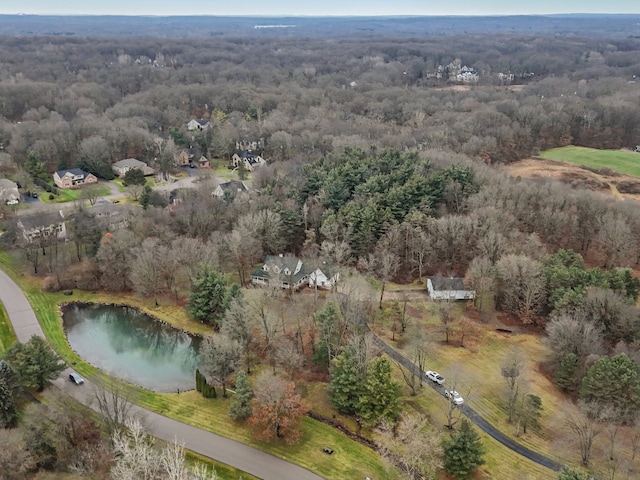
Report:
58,301,201,393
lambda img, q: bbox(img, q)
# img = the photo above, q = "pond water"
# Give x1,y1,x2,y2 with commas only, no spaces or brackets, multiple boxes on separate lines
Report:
62,303,201,392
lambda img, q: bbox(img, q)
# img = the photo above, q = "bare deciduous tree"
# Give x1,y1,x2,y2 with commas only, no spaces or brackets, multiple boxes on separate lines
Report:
565,401,603,467
376,414,443,480
502,347,526,424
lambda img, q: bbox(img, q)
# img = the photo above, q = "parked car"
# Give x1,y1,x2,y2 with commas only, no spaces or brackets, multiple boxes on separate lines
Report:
445,390,464,405
425,370,445,385
69,372,84,385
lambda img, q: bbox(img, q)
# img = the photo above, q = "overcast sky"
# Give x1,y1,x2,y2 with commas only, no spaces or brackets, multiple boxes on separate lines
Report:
1,0,639,16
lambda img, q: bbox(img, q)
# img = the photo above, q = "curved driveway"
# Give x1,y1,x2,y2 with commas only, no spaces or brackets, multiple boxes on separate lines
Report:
372,335,563,472
0,268,323,480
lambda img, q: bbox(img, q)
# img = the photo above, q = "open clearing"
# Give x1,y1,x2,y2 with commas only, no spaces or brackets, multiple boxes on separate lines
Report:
539,146,640,177
505,155,640,201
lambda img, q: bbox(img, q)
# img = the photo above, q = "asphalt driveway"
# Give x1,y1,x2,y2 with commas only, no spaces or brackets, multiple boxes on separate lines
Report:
0,268,324,480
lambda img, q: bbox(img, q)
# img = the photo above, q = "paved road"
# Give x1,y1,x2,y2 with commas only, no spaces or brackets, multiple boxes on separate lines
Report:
371,334,563,472
0,268,324,480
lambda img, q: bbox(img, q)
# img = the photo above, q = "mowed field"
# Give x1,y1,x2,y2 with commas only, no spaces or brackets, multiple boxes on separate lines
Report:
539,146,640,177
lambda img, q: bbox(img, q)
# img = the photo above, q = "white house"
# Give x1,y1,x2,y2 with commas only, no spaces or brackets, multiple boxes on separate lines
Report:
187,119,210,131
427,277,475,301
0,178,20,205
308,263,340,289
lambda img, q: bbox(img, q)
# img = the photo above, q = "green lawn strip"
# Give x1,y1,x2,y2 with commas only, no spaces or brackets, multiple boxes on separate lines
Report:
539,146,640,177
185,450,261,480
0,254,395,480
0,300,17,354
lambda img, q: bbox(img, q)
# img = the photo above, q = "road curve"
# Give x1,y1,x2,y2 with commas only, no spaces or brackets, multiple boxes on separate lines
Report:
0,268,324,480
371,334,563,472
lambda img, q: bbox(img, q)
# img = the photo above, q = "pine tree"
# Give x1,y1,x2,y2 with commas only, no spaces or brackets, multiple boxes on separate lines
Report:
3,335,66,391
555,353,578,392
229,371,254,420
195,369,203,393
188,268,240,330
327,351,365,415
442,419,485,480
357,356,400,426
139,184,152,209
0,360,20,428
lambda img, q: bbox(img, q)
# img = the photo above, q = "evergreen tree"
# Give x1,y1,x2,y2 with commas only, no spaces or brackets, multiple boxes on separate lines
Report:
188,268,240,330
327,351,365,415
139,184,152,209
555,353,578,392
0,360,20,427
229,371,254,420
122,168,146,187
442,419,485,480
557,468,595,480
357,356,400,426
581,353,640,418
4,335,66,391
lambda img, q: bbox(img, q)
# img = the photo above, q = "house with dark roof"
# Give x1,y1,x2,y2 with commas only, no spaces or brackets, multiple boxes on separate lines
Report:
213,180,248,199
251,255,339,291
53,169,97,189
427,276,475,301
251,255,309,290
232,151,266,172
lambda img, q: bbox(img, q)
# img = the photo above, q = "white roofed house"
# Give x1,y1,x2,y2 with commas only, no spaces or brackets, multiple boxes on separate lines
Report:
187,119,210,131
0,178,20,204
427,276,475,301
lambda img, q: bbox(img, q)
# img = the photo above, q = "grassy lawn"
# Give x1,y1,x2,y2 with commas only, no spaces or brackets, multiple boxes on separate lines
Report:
112,178,155,192
539,146,640,177
39,185,111,204
0,300,17,354
0,251,396,480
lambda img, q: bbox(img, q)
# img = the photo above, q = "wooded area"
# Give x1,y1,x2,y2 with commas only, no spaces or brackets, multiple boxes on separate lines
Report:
2,15,640,480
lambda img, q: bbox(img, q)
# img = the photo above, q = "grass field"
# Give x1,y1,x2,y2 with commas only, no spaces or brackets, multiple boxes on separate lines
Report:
39,184,111,204
0,251,395,480
539,146,640,177
0,301,17,354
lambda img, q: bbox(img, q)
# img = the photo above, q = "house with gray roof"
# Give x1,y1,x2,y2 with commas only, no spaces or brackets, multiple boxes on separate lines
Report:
112,158,154,177
251,255,338,291
213,180,248,199
427,276,475,301
17,210,66,243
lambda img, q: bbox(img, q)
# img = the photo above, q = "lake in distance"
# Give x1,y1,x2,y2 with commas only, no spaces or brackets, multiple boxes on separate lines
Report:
62,303,201,392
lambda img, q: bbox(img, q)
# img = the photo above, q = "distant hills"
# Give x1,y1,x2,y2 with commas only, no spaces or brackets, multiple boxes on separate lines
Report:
0,14,639,38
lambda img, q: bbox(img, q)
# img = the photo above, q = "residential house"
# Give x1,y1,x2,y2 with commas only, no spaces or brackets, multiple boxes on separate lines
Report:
426,277,475,301
251,255,338,291
213,180,248,199
17,210,66,243
235,137,264,152
187,119,210,131
0,178,20,205
231,151,266,172
307,262,340,289
174,147,209,168
53,169,97,189
112,158,155,177
251,255,308,290
91,201,132,231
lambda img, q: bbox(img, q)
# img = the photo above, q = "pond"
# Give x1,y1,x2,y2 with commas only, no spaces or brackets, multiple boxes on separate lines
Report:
62,303,201,392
